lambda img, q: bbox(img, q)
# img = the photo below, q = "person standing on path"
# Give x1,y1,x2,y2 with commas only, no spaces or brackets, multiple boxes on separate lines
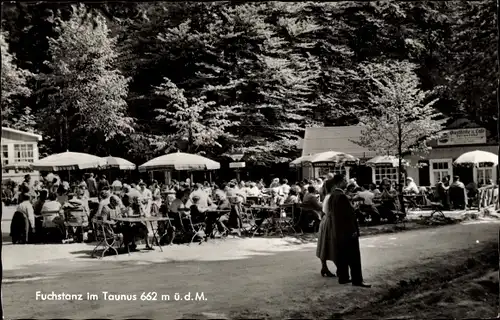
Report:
86,173,98,198
320,173,335,201
316,174,337,277
318,174,371,288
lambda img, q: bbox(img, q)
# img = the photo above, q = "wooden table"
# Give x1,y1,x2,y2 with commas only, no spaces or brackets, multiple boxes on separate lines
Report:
112,216,172,251
205,209,231,216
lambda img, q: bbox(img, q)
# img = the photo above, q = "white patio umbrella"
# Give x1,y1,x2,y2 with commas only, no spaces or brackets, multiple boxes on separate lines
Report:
138,152,221,172
454,150,498,167
290,154,317,167
103,156,136,170
366,155,409,167
31,151,107,171
3,161,33,171
290,151,359,167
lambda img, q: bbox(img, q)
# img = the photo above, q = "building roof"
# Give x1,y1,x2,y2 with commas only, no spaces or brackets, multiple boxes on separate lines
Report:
301,126,377,159
2,127,42,141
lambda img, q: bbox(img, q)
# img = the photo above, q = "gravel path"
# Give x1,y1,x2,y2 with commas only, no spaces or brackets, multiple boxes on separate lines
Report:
3,221,499,318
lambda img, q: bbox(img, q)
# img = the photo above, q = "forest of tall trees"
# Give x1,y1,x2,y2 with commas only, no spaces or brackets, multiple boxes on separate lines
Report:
1,1,497,164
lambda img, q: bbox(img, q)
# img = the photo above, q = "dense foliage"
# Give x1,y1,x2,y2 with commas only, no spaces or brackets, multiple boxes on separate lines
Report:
1,1,497,164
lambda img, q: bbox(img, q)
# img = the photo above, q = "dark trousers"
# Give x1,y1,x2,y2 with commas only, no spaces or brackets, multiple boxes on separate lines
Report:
336,237,363,284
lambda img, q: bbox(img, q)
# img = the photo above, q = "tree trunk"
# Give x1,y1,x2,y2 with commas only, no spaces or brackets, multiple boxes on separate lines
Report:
397,120,406,214
187,127,194,154
497,0,500,213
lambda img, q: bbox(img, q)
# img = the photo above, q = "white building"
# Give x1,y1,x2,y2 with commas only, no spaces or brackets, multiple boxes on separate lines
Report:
1,127,43,183
299,120,498,187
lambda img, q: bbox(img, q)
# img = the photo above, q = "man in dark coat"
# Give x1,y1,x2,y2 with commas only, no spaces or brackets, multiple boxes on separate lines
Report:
320,173,335,201
329,174,371,288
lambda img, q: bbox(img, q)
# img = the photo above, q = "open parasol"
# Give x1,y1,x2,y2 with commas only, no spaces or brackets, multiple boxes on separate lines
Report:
454,150,498,167
3,161,33,171
290,151,359,167
138,152,220,172
31,151,107,171
366,155,409,168
103,156,136,170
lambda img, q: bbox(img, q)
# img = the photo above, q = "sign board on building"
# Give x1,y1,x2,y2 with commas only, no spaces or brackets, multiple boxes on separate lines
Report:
437,128,486,146
229,162,245,168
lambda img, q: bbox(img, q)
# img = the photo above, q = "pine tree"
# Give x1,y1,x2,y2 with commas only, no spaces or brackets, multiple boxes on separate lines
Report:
39,4,133,152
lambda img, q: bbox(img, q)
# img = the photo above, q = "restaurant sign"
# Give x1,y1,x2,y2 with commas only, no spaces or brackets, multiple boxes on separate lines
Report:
229,162,245,168
437,128,486,146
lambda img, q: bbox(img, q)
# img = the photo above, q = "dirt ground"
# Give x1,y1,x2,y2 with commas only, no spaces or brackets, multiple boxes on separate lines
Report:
335,242,499,319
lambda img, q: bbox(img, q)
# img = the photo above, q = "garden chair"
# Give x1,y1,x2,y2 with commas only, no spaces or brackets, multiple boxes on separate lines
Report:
186,215,206,246
41,209,69,243
278,203,297,235
91,218,128,258
64,207,89,242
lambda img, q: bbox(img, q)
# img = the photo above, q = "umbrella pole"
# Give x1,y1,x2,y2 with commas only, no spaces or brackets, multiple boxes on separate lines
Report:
209,171,212,184
190,172,194,187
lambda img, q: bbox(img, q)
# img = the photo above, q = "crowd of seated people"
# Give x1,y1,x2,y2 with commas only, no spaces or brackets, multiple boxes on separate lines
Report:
8,171,498,245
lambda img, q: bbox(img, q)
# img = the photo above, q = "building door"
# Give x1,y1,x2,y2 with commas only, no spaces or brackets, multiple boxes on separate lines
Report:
429,159,453,186
418,160,430,186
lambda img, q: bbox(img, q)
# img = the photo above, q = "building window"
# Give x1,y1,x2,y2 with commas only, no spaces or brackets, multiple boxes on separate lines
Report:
315,166,347,179
429,159,453,186
477,167,493,186
2,145,8,172
14,144,34,163
373,166,398,185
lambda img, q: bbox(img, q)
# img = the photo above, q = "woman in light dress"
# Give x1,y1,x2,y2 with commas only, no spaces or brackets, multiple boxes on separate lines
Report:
316,178,338,278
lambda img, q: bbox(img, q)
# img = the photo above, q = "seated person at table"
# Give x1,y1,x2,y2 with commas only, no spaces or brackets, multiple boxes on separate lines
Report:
190,183,213,208
403,177,419,194
64,193,89,216
95,188,112,219
375,182,399,221
300,186,322,230
270,187,285,206
369,183,381,196
353,185,380,222
169,189,192,231
283,189,300,205
104,195,151,251
205,191,231,238
151,194,162,216
189,196,207,224
246,182,262,197
226,182,246,204
40,192,66,241
33,189,48,216
466,181,478,198
56,184,69,206
280,179,291,196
